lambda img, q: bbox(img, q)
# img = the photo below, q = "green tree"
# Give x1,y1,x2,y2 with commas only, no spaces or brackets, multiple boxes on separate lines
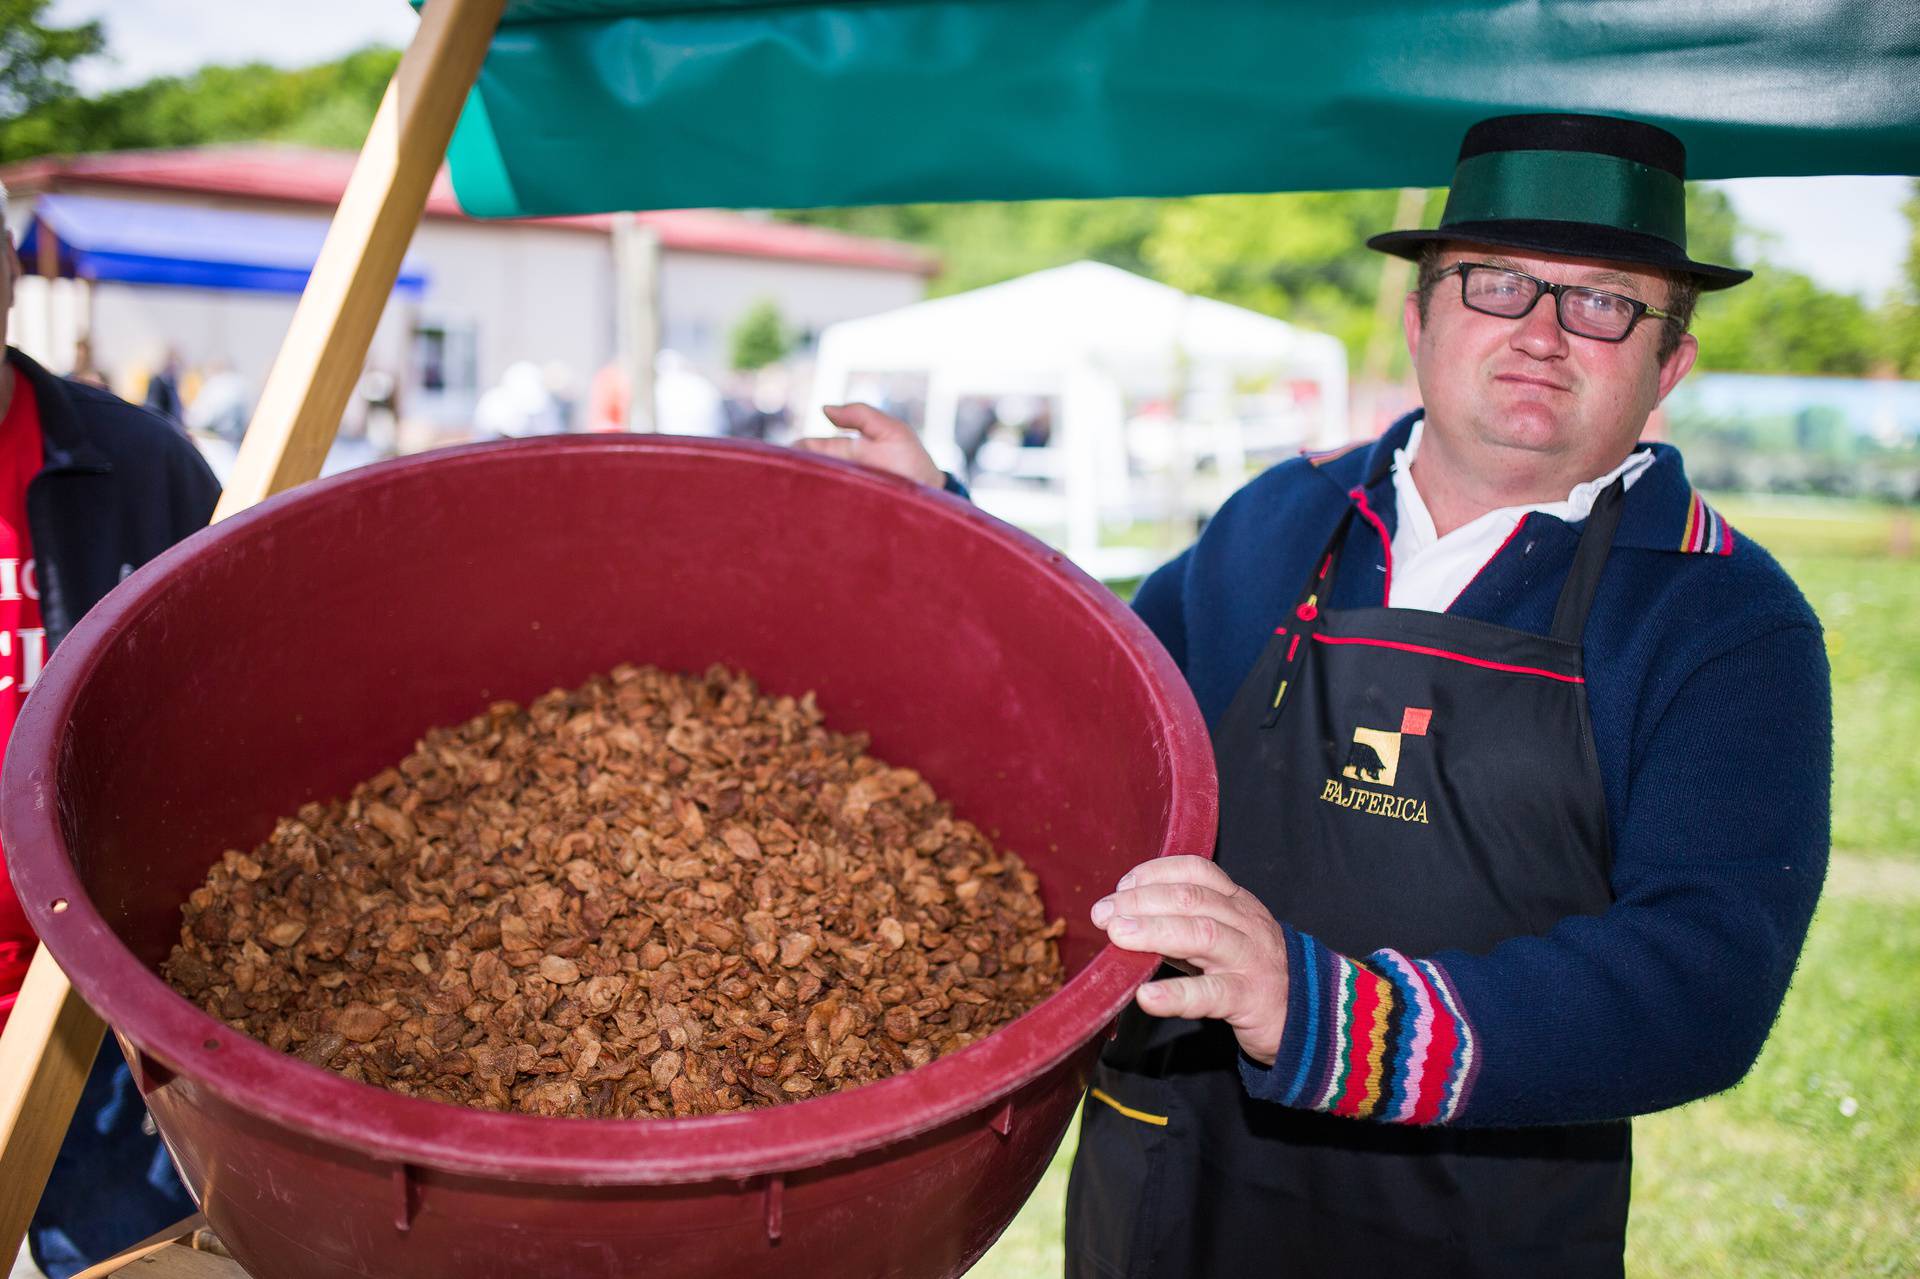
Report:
729,299,791,371
785,190,1424,364
1876,180,1920,377
778,183,1788,376
0,45,398,161
1141,189,1417,360
1661,184,1898,378
0,0,102,120
1684,184,1742,272
780,197,1162,298
1691,266,1880,376
1905,180,1920,299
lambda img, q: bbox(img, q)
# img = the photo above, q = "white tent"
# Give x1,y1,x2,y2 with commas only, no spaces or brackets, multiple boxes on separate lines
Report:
807,261,1348,579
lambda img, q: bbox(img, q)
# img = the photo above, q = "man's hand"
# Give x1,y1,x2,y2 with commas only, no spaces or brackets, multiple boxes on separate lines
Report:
1090,856,1291,1065
794,403,945,487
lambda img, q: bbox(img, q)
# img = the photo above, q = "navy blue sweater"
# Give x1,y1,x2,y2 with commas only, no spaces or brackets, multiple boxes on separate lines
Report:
1130,411,1831,1127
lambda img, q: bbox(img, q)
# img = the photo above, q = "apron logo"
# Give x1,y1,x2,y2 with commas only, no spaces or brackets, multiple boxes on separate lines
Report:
1342,729,1402,787
1322,708,1432,825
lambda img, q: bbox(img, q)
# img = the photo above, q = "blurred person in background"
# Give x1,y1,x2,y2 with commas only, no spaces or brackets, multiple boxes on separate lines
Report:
653,350,727,437
64,337,107,390
586,358,631,433
475,360,563,440
357,367,401,457
142,350,186,428
543,360,579,433
184,359,250,443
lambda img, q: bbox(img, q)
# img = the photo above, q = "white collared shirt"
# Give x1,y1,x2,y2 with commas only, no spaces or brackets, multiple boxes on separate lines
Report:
1387,420,1654,612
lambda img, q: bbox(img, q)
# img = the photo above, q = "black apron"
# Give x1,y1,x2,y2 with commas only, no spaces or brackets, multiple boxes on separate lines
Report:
1065,468,1630,1279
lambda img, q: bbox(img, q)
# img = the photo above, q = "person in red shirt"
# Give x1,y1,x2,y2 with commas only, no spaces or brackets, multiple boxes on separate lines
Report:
0,321,47,1029
0,193,50,1029
1,181,222,1277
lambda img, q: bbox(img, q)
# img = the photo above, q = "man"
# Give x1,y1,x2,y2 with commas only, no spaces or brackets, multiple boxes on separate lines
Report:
801,114,1829,1276
0,180,219,1276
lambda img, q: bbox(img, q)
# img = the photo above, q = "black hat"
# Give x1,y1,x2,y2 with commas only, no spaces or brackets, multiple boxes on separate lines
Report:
1367,113,1751,290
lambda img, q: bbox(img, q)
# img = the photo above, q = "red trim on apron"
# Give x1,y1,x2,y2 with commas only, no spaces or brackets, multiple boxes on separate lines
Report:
1312,633,1584,683
1349,487,1393,604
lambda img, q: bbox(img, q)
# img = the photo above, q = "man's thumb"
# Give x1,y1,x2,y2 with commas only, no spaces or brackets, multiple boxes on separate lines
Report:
823,402,898,440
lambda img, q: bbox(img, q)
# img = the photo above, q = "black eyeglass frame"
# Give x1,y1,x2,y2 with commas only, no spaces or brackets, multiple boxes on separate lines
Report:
1430,262,1673,343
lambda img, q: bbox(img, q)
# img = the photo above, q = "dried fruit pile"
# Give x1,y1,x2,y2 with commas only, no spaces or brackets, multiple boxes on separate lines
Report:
164,664,1064,1118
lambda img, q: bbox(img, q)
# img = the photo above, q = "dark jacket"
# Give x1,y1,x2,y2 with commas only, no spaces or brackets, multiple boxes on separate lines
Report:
10,347,220,650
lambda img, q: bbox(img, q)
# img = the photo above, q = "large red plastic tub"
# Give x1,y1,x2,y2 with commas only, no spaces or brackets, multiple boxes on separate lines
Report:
5,436,1214,1278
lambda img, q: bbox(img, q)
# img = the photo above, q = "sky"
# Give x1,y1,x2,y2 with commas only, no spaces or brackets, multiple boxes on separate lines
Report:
41,0,1918,303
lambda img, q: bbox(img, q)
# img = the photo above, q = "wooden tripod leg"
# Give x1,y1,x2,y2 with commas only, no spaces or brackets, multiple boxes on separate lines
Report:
70,1212,209,1279
214,0,508,519
0,946,108,1265
0,0,507,1265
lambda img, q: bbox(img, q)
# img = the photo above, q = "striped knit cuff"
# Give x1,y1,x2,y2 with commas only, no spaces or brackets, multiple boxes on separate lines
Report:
1244,926,1479,1125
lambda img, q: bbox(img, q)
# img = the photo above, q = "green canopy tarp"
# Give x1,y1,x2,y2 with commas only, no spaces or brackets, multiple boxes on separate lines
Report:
435,0,1920,218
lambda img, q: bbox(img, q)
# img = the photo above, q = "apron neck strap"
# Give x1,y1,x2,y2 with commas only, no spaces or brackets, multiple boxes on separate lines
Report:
1548,475,1628,645
1298,459,1626,645
1294,504,1358,622
1293,450,1395,619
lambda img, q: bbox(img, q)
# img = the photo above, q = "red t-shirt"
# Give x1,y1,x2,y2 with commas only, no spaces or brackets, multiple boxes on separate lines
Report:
0,373,48,1032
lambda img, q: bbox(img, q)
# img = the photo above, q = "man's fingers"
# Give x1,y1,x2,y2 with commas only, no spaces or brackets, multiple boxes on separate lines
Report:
1112,854,1241,898
1092,881,1238,929
798,408,944,487
1135,971,1242,1022
1102,911,1250,969
821,402,908,442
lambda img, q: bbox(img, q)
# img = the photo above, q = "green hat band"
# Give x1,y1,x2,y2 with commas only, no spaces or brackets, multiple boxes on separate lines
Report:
1441,149,1687,248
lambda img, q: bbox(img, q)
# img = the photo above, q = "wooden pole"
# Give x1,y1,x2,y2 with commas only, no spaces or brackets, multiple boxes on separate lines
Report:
0,0,506,1263
1355,186,1427,434
213,0,507,519
0,948,108,1260
34,225,62,373
70,1213,210,1279
612,214,661,434
1360,187,1428,385
34,224,57,280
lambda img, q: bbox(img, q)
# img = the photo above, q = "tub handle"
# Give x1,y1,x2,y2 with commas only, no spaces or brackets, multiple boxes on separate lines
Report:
763,1171,785,1244
391,1163,418,1233
131,1048,176,1095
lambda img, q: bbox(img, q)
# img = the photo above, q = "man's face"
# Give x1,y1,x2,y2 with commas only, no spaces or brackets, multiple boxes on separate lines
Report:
1403,244,1697,484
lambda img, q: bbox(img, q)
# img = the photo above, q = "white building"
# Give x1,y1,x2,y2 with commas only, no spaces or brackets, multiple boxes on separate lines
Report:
810,262,1348,579
0,145,936,445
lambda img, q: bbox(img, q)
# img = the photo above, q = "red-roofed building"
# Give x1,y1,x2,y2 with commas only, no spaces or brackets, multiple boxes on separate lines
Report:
0,145,937,444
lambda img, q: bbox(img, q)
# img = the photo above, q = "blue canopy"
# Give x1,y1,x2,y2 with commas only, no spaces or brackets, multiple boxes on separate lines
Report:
18,194,430,296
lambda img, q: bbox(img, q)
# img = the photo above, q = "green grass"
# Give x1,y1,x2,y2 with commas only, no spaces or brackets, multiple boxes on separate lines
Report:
1717,497,1920,858
973,494,1920,1278
1627,862,1920,1277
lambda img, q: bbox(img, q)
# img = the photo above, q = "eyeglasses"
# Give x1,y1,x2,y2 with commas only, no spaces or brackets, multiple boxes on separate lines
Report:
1431,262,1672,343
